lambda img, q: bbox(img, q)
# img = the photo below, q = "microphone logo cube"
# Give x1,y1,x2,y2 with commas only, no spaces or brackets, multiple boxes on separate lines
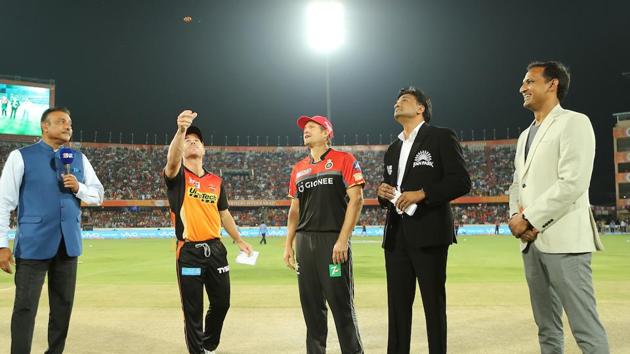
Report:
60,147,75,165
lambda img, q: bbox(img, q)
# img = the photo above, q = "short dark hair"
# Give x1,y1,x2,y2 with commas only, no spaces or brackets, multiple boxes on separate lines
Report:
527,61,571,101
397,86,432,123
41,107,71,123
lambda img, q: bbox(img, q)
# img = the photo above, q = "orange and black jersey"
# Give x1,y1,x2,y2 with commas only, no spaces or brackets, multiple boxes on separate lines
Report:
288,148,365,232
164,166,228,242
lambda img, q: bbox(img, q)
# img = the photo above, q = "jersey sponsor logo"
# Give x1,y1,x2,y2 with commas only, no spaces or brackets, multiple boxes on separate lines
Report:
413,150,434,168
187,187,218,204
188,177,201,189
329,264,341,278
296,168,312,179
297,177,334,193
386,165,393,175
325,159,333,169
217,265,230,274
181,267,201,276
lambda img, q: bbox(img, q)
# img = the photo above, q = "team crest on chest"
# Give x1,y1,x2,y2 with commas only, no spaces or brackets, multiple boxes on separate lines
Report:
325,159,333,169
413,150,434,168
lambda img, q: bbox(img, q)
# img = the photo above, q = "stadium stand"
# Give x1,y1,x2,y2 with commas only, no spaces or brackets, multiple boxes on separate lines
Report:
11,138,611,229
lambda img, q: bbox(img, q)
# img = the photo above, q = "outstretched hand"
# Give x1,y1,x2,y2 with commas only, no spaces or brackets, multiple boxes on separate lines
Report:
177,110,198,133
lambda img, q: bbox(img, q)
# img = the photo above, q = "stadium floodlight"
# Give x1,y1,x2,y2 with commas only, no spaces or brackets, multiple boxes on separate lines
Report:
306,1,345,54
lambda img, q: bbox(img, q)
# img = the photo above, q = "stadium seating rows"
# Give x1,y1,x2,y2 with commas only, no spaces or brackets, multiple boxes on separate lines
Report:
0,141,516,200
1,141,515,227
79,204,510,228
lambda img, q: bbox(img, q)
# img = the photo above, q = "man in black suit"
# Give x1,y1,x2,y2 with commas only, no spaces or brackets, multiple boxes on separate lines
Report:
377,87,471,354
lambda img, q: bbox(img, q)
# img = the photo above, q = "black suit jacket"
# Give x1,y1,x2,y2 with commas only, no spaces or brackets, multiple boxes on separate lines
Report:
379,123,471,250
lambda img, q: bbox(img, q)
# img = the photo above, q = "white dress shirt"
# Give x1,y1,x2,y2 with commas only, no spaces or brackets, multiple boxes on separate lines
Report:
397,121,424,188
0,147,104,248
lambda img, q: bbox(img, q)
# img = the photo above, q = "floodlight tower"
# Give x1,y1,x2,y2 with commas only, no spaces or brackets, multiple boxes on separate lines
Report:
306,1,345,122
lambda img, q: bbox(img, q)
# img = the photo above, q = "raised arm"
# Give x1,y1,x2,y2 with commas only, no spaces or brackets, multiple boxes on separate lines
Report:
165,110,197,178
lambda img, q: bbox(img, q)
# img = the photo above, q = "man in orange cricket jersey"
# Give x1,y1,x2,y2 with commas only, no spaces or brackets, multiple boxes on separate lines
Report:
164,109,253,354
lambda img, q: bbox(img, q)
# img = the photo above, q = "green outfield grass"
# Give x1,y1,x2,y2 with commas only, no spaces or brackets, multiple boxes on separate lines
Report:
1,235,629,353
64,235,630,286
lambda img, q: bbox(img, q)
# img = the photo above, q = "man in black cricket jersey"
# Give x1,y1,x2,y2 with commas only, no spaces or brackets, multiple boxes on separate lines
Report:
284,115,365,354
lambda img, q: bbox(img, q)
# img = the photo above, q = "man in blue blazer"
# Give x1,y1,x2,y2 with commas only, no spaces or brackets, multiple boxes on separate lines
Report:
0,107,103,354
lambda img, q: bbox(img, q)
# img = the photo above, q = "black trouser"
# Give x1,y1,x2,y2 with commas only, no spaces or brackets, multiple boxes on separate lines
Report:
295,231,363,354
176,239,230,354
385,231,449,354
11,239,78,354
260,233,267,245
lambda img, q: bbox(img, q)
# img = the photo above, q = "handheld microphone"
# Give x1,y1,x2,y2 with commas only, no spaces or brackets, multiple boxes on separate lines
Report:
59,147,75,175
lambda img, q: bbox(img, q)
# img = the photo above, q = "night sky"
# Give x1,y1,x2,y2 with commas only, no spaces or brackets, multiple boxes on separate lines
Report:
1,0,629,204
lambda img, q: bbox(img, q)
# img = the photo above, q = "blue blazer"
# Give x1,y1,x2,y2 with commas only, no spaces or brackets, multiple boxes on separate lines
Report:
15,141,85,259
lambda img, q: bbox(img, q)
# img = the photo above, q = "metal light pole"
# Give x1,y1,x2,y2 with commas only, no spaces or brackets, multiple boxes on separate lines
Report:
307,1,344,122
325,56,332,120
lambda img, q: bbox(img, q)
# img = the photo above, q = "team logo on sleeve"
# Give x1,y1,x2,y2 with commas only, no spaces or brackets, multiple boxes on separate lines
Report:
352,161,363,181
413,150,434,168
325,159,333,169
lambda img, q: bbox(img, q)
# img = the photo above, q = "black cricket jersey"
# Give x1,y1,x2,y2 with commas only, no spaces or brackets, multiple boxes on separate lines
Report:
288,148,365,232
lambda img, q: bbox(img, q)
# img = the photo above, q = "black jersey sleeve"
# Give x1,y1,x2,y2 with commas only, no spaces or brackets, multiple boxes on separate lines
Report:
218,183,229,211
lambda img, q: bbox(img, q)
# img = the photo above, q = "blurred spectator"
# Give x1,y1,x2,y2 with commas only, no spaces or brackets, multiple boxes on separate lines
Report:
81,208,171,228
452,204,509,224
0,140,556,229
2,141,516,200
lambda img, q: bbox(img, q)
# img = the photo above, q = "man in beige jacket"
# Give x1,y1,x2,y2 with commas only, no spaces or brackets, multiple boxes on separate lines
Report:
508,61,609,354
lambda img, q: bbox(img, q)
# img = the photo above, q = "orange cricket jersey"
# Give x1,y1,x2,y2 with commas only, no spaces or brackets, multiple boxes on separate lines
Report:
164,166,228,241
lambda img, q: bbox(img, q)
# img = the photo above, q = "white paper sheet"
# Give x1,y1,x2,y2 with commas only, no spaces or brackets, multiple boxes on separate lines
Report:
389,189,418,216
235,251,259,266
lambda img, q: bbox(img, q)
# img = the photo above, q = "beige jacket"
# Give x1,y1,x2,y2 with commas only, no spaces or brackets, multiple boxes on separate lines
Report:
508,104,604,253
